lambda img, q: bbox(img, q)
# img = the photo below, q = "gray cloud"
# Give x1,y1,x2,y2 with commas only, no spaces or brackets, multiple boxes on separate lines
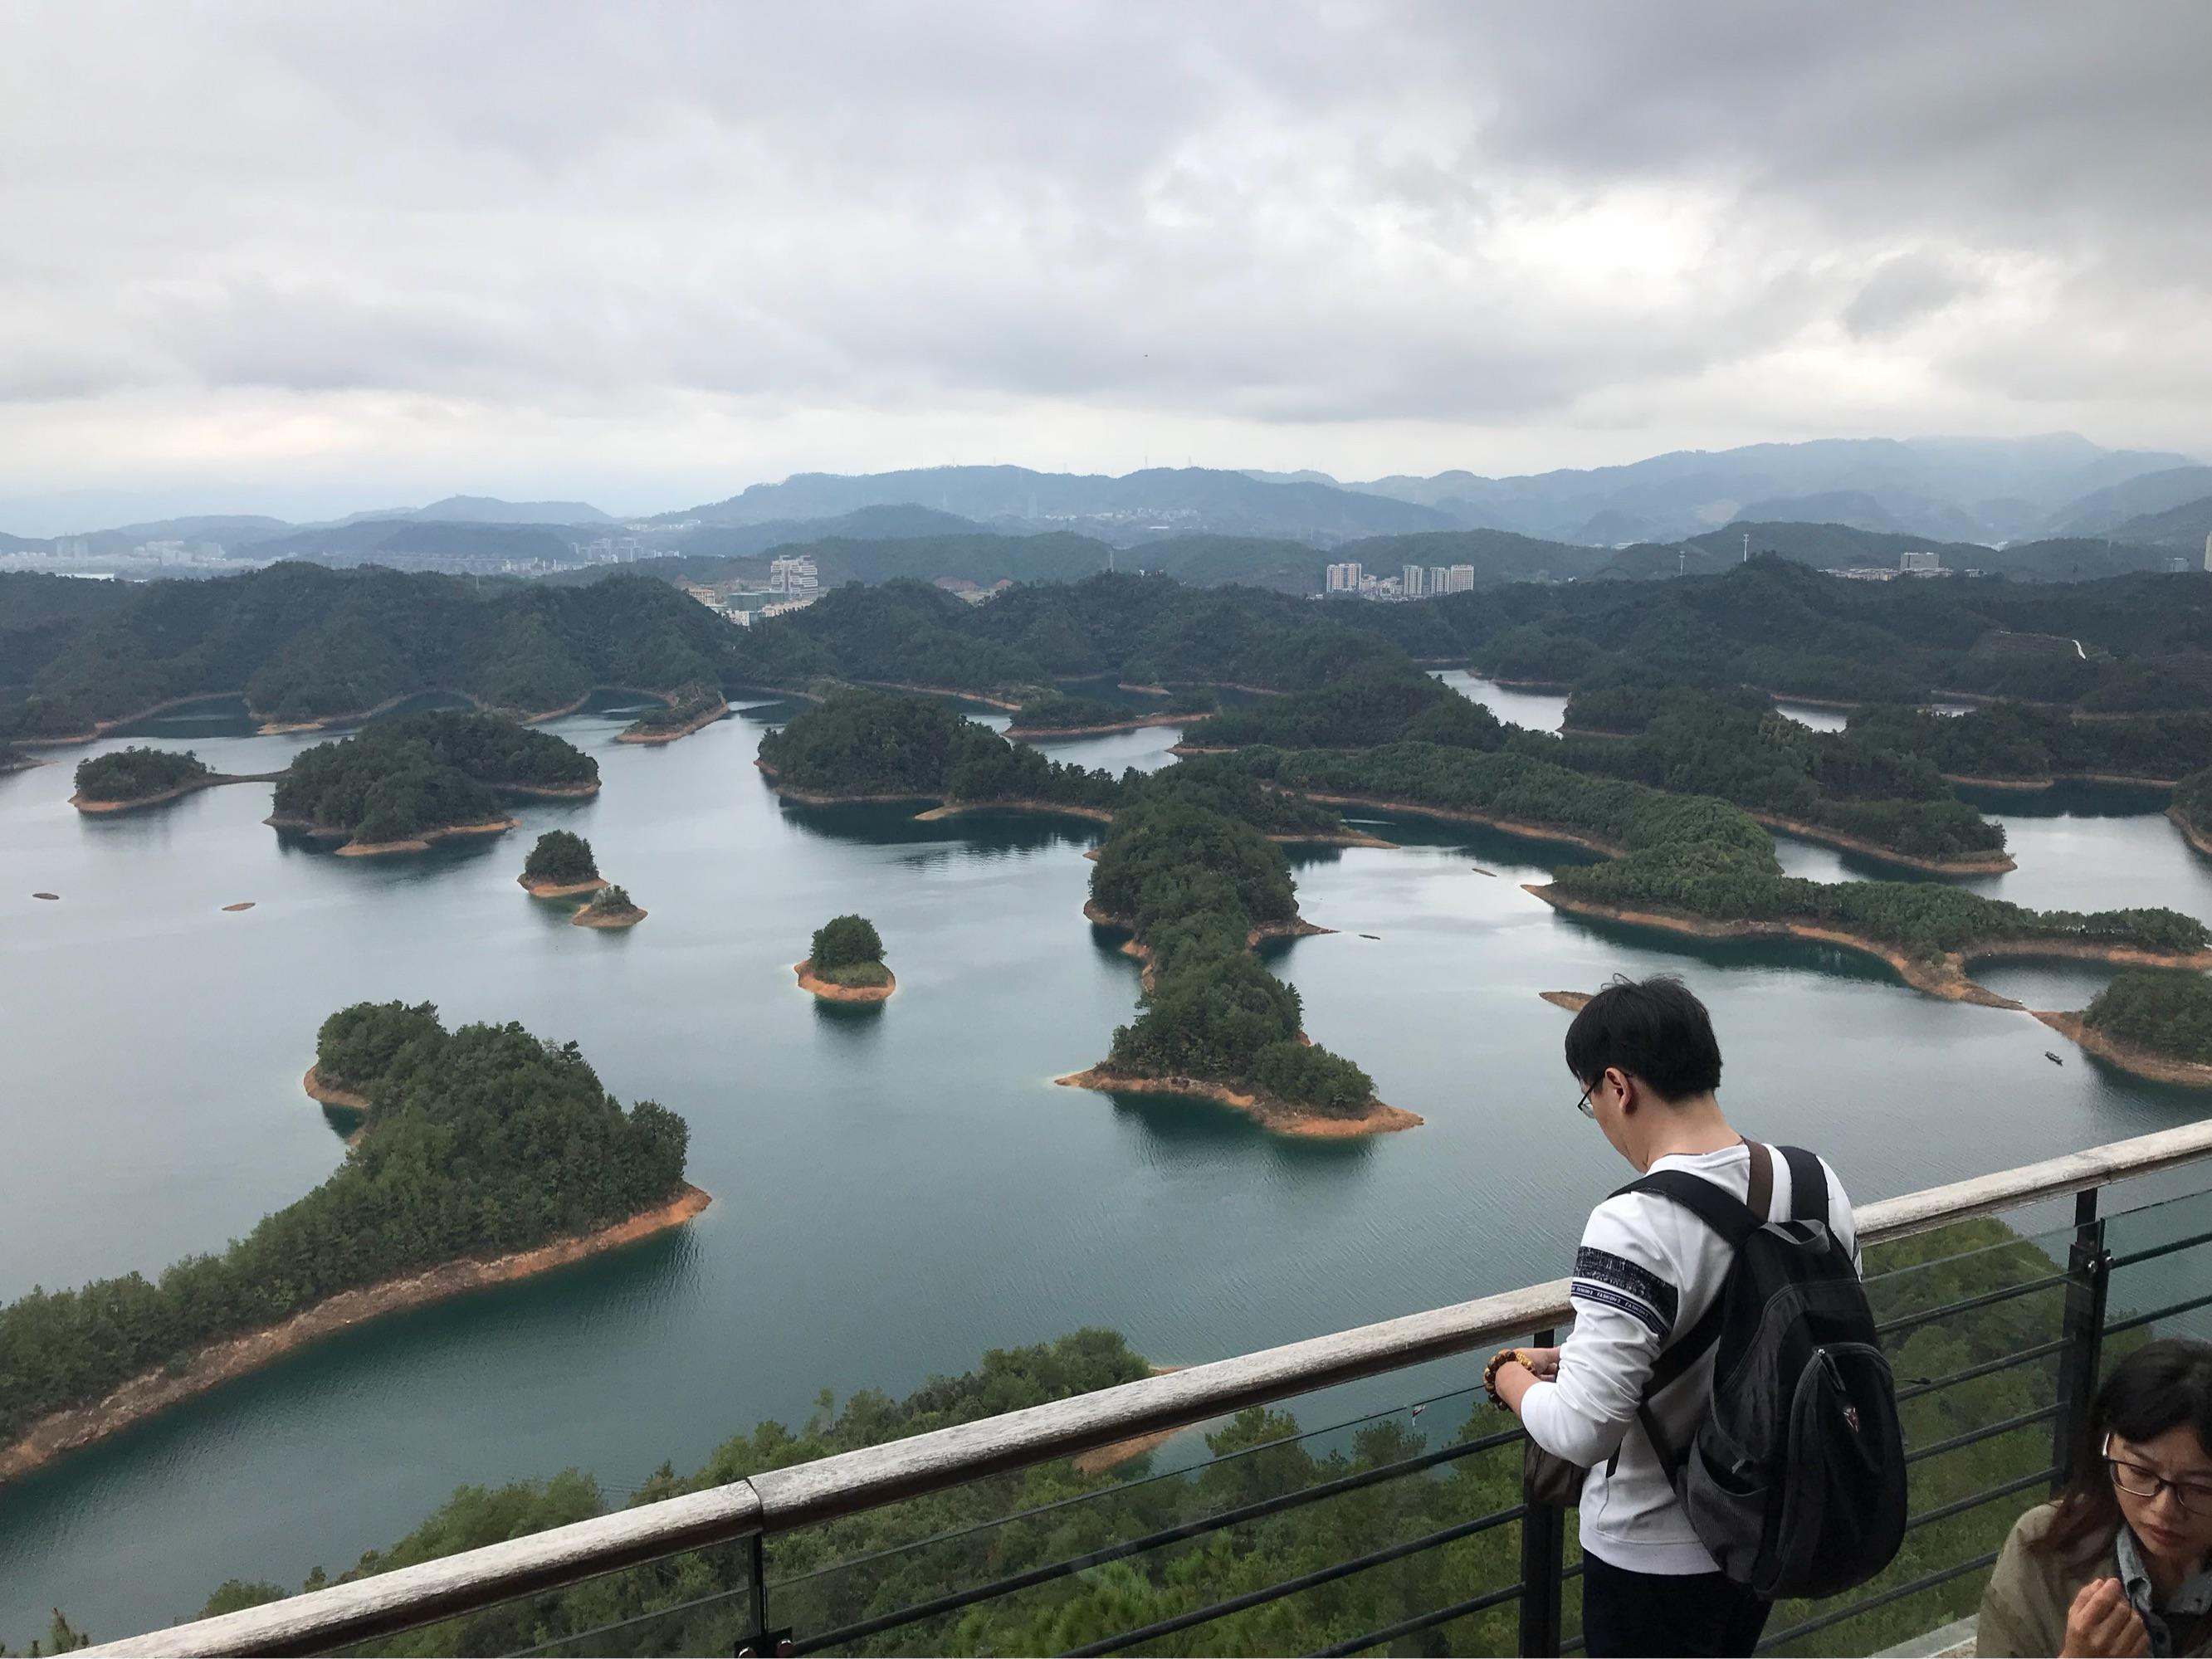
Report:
0,1,2206,526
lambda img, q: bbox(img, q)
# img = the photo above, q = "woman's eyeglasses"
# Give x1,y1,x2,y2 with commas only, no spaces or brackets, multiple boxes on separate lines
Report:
2105,1436,2212,1515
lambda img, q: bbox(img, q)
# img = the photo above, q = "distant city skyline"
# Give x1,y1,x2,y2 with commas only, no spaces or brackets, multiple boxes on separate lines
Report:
3,4,2209,533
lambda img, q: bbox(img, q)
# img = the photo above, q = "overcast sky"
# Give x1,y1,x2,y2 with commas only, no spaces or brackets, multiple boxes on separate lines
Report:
2,2,2208,532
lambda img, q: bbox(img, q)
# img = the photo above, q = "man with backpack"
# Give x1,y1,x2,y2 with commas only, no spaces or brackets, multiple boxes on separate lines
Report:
1489,975,1905,1657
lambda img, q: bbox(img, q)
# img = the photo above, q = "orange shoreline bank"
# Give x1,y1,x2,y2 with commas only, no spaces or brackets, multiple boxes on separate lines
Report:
520,875,610,899
1005,712,1211,740
574,902,646,929
266,812,517,856
0,1185,713,1483
794,959,896,1002
618,698,730,745
1281,791,1627,859
2034,1012,2212,1088
2170,807,2212,859
1747,812,2016,876
1053,1066,1421,1139
1524,885,2212,1008
70,770,282,814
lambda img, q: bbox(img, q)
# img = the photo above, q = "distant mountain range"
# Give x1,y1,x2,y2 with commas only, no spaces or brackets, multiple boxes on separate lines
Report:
1320,435,2201,545
9,437,2208,583
659,465,1457,543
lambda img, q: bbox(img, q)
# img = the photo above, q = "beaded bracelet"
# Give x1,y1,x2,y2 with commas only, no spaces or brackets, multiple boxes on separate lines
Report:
1482,1346,1531,1407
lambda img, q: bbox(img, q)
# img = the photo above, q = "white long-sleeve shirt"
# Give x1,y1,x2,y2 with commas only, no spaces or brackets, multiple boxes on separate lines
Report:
1518,1141,1860,1575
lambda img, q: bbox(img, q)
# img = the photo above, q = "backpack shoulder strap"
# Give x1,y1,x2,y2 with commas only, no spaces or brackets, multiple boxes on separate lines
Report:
1778,1145,1829,1223
1613,1169,1765,1248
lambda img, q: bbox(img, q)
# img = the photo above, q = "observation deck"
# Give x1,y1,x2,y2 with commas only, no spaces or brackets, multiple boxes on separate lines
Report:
88,1120,2212,1657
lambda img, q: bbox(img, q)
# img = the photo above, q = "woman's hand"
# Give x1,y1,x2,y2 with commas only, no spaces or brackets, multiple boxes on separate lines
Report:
2061,1578,2147,1657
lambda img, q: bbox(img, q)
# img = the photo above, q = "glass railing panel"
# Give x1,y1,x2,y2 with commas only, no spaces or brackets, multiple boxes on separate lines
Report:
2102,1183,2212,1346
767,1385,1531,1657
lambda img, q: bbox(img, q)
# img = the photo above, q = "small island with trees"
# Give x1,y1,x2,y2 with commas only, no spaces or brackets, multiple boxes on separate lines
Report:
618,680,730,745
2037,969,2212,1086
1003,689,1218,740
0,1001,705,1481
796,914,895,1002
573,883,646,929
519,829,608,898
69,746,276,813
265,710,598,855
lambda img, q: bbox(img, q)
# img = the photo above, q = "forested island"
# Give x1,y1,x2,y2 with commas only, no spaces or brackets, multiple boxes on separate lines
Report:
1233,741,2211,1002
266,710,598,855
0,562,740,744
0,1003,701,1480
1195,671,2009,872
1003,689,1217,739
757,690,1124,818
519,829,607,897
118,1217,2063,1659
2037,969,2212,1086
617,680,730,744
759,691,1404,1132
572,884,646,929
721,574,1412,705
1355,554,2212,714
66,746,252,813
1848,701,2212,788
796,915,895,1002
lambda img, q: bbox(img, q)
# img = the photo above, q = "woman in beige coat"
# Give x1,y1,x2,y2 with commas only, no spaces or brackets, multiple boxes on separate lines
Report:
1979,1339,2212,1657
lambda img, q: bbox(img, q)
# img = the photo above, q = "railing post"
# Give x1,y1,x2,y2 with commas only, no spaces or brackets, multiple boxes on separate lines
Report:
1517,1327,1565,1659
2050,1190,2111,1491
735,1532,789,1657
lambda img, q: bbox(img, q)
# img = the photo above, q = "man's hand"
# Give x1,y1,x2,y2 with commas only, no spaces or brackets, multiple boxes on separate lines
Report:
2062,1578,2147,1657
1494,1348,1562,1414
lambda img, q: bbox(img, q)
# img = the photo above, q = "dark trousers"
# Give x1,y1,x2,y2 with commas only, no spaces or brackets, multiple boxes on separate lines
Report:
1581,1552,1771,1658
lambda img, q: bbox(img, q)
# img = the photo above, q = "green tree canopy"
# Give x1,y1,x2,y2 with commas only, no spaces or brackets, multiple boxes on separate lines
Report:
812,915,886,970
523,830,600,886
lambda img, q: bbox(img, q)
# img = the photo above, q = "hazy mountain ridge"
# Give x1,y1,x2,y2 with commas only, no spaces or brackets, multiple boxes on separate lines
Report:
1331,436,2199,545
2048,466,2212,538
8,438,2200,565
2108,493,2212,553
658,464,1456,544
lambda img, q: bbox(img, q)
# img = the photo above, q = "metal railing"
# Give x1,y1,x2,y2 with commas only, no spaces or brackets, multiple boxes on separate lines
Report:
88,1116,2212,1658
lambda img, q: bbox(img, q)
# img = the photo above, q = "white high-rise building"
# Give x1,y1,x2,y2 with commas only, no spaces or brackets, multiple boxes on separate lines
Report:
1900,550,1942,574
1401,564,1424,598
1448,564,1476,593
769,554,821,596
1326,561,1363,593
2203,530,2211,573
1428,565,1451,598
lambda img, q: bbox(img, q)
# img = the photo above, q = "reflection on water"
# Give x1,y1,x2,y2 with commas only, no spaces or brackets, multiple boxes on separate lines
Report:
4,687,2210,1642
1433,668,1566,733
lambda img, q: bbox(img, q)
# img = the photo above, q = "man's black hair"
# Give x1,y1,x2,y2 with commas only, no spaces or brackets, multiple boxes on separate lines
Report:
1564,974,1722,1103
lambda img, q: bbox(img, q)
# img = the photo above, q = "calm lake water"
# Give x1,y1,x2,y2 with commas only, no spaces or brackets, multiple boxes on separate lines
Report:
3,689,2210,1642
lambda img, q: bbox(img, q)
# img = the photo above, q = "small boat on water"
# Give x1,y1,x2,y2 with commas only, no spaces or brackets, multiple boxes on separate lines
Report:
2045,1051,2064,1066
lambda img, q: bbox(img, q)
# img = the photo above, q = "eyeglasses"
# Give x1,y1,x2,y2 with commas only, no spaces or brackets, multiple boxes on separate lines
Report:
1572,1082,1595,1119
2104,1436,2212,1515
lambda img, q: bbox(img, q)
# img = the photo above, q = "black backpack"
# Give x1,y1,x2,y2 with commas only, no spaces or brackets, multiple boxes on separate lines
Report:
1617,1141,1907,1601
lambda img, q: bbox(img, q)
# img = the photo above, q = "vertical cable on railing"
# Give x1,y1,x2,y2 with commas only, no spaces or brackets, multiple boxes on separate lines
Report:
2049,1190,2111,1491
1516,1327,1565,1658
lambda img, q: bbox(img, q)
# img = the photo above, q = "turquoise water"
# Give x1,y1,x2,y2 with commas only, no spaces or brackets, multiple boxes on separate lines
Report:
2,691,2208,1642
